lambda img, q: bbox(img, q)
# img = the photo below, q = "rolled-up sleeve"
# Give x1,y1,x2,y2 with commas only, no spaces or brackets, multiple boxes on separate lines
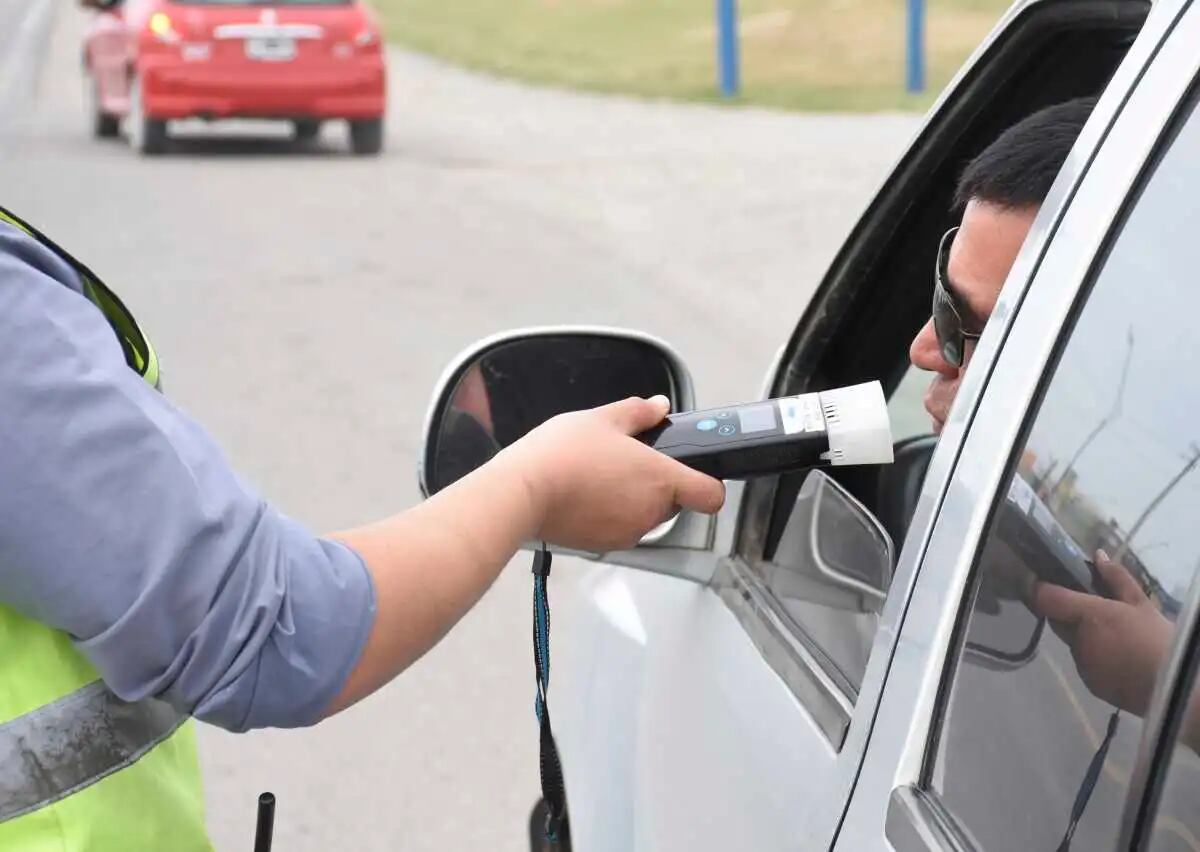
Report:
0,223,376,732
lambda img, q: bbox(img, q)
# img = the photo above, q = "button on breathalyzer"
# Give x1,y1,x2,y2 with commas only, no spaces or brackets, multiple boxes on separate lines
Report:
637,380,894,479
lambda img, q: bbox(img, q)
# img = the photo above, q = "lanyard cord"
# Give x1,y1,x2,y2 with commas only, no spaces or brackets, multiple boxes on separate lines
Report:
533,544,569,844
1056,709,1120,851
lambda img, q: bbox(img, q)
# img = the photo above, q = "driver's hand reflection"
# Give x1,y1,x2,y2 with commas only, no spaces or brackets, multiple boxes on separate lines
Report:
1031,550,1173,717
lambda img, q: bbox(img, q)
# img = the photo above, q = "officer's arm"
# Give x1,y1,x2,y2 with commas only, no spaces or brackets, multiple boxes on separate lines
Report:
0,229,722,730
0,230,374,732
323,394,722,716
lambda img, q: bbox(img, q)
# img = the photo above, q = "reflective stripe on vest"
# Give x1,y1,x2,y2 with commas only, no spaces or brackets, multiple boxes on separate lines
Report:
0,205,161,389
0,681,186,823
0,206,209,849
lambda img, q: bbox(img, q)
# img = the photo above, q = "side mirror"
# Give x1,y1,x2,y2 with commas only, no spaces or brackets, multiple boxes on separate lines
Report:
419,327,692,498
764,469,895,614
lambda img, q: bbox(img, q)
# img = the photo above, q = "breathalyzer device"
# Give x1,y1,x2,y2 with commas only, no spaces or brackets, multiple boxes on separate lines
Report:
638,380,894,479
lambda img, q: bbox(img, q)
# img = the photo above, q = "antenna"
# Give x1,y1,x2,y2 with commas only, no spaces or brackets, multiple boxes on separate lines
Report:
253,792,276,852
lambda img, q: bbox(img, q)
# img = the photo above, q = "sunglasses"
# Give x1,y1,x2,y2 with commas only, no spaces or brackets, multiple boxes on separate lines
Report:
932,226,983,368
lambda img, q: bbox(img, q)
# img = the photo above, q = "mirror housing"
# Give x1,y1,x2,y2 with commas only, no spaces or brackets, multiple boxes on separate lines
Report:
419,327,694,499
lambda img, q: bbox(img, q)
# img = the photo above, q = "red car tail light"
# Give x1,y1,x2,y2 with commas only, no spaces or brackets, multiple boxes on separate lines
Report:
147,11,182,44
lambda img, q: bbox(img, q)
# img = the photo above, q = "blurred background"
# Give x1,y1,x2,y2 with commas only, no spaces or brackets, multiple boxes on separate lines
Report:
379,0,1010,110
0,1,1006,849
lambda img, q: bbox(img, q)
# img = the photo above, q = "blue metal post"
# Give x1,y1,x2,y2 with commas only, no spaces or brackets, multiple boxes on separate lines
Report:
906,0,925,94
717,0,740,98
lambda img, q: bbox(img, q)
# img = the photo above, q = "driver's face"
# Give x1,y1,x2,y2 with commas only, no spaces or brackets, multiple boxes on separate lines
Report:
909,199,1038,434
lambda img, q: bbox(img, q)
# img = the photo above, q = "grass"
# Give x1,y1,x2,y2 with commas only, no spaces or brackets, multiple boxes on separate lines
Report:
372,0,1014,112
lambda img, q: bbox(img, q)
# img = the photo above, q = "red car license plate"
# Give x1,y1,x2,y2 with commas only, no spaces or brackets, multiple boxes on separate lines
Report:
245,37,296,62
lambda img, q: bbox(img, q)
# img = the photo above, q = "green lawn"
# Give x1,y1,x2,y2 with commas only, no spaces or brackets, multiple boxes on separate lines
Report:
373,0,1013,112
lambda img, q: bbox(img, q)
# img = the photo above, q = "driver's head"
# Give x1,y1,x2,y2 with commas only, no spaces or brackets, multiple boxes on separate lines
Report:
910,97,1096,433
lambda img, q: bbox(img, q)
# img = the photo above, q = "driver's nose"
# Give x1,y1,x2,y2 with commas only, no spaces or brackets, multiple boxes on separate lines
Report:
910,319,955,377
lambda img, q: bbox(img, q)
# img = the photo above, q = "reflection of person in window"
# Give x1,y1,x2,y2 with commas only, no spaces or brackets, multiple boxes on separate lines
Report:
1032,550,1200,753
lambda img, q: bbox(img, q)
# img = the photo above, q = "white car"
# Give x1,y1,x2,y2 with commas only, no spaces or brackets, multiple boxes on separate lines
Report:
421,0,1200,848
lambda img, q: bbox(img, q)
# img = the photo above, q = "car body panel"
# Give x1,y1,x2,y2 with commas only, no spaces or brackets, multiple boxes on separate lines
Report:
553,561,833,852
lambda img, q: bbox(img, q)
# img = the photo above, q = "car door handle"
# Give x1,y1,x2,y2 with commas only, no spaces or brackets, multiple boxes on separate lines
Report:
885,786,973,852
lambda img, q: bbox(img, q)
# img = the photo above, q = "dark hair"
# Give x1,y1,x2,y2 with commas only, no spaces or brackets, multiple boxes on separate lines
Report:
954,97,1097,211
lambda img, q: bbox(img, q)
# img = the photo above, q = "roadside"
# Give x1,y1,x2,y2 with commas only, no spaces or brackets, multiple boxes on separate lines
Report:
375,0,1011,112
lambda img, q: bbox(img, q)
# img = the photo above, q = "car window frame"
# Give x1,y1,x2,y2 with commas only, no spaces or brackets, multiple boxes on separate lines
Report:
852,1,1200,848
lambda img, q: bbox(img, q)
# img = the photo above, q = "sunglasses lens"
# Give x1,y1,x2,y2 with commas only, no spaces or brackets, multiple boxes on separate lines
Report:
941,337,962,367
932,285,963,366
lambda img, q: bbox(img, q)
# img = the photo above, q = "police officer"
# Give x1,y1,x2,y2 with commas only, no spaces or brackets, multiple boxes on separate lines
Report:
0,207,725,850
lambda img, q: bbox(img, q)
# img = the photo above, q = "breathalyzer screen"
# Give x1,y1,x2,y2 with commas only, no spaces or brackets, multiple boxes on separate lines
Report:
737,404,777,434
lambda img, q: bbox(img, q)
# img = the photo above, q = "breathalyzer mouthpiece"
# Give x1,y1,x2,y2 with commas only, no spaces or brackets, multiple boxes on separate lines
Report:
814,381,894,466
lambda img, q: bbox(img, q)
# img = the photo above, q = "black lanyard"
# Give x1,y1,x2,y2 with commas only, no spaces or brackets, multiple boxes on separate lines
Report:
1056,709,1120,851
532,545,569,845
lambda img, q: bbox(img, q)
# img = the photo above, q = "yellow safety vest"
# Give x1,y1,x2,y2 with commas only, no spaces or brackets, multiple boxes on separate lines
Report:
0,206,211,851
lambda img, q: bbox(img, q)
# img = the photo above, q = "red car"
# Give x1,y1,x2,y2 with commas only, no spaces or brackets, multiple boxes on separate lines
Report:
80,0,387,155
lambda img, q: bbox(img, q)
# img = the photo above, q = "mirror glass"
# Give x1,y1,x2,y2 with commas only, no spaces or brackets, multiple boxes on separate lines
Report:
425,334,678,494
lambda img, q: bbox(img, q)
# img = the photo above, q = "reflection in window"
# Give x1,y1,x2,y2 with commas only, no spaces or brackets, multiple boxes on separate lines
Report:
933,98,1200,850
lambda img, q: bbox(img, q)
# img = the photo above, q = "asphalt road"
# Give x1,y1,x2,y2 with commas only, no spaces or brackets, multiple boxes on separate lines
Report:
0,6,919,850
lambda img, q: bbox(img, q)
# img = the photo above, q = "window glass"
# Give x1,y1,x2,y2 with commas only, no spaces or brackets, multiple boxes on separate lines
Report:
932,97,1200,849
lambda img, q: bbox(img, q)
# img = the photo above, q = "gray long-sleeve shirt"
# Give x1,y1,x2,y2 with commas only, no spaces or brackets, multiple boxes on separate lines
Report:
0,221,376,732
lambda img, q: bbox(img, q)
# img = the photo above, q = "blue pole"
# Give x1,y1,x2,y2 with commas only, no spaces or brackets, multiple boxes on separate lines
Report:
906,0,925,94
717,0,740,98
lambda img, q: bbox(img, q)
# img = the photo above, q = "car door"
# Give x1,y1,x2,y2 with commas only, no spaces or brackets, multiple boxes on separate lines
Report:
832,0,1200,847
549,2,1150,851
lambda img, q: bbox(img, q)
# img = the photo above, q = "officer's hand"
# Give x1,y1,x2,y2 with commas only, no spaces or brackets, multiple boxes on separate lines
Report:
1032,550,1173,717
502,396,725,553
